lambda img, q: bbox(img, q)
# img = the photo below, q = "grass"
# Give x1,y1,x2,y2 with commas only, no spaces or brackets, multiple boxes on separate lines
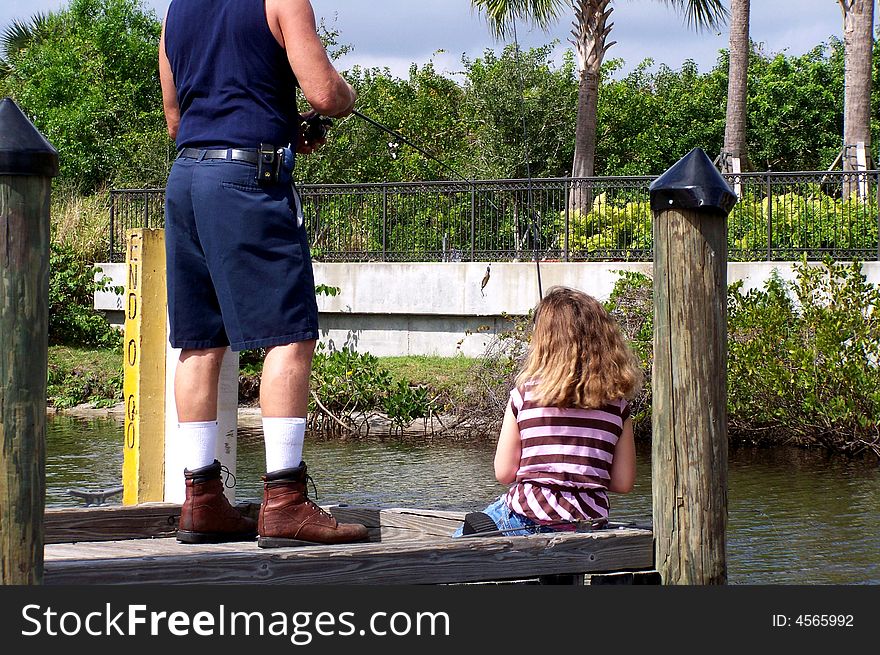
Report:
49,346,477,410
376,355,476,406
50,188,112,261
48,345,124,408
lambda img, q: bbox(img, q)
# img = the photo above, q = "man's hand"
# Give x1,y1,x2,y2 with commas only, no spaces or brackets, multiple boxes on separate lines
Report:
297,111,332,154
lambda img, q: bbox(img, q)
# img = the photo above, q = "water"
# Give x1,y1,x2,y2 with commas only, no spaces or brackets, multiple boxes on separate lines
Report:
46,414,880,585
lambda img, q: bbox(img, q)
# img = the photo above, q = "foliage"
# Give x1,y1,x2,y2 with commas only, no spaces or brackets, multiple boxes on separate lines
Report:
47,345,123,408
309,345,438,434
459,44,578,179
3,0,872,194
728,258,880,456
554,190,878,261
298,60,470,184
457,260,880,457
238,282,441,435
450,312,533,436
1,0,168,192
605,270,653,436
49,242,122,348
50,189,114,261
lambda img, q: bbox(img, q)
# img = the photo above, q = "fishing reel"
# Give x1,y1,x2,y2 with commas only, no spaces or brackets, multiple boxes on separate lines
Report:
300,113,334,147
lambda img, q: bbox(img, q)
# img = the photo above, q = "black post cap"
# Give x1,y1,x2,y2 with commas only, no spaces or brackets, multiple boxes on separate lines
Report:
0,97,59,177
649,147,736,215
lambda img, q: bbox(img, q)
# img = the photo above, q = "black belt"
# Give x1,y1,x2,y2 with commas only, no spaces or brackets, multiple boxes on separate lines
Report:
176,147,260,164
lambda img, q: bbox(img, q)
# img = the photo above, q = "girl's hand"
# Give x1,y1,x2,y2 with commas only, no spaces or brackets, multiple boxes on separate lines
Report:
494,402,522,485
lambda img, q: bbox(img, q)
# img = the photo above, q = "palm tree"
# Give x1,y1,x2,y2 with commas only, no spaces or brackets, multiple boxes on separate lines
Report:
471,0,727,211
721,0,750,177
0,13,51,78
838,0,875,198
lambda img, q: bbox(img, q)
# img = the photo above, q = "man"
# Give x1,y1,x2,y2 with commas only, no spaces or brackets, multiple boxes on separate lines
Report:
159,0,368,547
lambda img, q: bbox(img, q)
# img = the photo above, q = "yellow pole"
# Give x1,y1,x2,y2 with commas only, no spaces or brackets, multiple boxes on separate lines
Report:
122,229,167,505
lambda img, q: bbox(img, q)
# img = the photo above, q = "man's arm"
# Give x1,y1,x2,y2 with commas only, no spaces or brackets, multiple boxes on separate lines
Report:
158,17,180,140
266,0,356,118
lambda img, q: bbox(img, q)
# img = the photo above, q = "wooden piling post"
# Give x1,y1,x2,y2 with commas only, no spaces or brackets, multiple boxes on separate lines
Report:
649,148,737,585
0,98,58,584
122,229,167,505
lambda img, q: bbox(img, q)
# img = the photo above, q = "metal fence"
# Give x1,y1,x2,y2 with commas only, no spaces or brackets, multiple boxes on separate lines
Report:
108,170,880,263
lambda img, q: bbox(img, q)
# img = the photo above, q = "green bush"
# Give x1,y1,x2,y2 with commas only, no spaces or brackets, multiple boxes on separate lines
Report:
49,242,122,348
47,363,123,408
728,258,880,455
310,345,437,432
462,261,880,457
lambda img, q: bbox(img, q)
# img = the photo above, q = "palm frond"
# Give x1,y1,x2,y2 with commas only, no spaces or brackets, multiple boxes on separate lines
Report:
471,0,568,40
1,12,51,60
659,0,729,31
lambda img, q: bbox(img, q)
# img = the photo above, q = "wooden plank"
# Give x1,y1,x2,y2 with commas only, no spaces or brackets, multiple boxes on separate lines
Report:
44,502,261,544
44,503,455,544
43,529,654,585
330,507,465,541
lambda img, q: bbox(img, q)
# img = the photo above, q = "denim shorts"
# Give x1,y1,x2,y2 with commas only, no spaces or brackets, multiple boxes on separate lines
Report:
164,154,318,351
453,495,556,537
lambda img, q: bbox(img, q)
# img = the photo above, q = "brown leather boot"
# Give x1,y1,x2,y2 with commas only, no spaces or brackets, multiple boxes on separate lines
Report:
258,461,369,548
177,460,257,544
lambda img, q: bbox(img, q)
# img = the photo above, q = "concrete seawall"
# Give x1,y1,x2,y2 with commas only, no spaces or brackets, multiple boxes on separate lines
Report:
95,261,880,357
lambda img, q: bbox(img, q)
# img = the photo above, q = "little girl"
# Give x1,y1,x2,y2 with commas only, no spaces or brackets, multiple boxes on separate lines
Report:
456,285,643,536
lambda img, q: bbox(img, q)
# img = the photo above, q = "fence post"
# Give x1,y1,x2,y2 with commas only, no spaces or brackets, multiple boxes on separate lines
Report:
470,183,475,257
649,147,736,585
766,172,772,261
381,185,388,262
109,191,116,262
0,97,58,584
563,180,570,262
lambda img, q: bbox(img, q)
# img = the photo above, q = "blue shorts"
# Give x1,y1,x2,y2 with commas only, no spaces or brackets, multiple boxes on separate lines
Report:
452,495,557,537
164,153,318,351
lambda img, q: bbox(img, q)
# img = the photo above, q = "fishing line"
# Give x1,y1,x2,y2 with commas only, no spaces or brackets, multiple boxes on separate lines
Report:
511,19,543,301
348,108,505,239
351,109,470,183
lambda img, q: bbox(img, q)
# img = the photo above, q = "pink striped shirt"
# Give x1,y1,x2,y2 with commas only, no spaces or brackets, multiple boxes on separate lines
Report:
504,382,630,524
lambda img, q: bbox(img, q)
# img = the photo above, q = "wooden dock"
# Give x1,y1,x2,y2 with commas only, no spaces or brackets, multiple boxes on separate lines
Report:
44,504,655,585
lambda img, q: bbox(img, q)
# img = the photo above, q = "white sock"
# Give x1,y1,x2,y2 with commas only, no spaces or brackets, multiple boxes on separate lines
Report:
178,420,218,470
263,417,306,474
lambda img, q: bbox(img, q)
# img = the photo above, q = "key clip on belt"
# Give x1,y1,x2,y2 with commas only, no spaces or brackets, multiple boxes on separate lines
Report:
256,143,282,184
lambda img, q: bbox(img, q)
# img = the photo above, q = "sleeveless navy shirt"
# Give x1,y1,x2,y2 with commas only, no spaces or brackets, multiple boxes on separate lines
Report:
164,0,299,149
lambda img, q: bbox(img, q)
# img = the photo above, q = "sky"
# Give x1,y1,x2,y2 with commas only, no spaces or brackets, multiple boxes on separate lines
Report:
2,0,849,80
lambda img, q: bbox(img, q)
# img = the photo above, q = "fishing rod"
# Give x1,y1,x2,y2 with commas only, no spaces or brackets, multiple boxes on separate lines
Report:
351,109,474,185
305,99,546,298
511,19,543,300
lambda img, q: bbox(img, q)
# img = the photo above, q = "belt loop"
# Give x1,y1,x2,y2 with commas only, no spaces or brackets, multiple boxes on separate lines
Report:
197,149,207,162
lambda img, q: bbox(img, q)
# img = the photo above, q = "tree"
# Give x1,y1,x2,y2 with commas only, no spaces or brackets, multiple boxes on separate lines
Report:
1,0,165,192
471,0,727,210
721,0,750,175
838,0,875,198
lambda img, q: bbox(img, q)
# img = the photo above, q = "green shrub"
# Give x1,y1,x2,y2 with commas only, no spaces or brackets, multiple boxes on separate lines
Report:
310,345,437,433
728,258,880,455
47,345,123,408
49,242,122,348
47,364,123,408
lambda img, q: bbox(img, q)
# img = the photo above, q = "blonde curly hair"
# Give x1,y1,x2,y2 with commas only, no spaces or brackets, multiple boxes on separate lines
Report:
516,286,643,408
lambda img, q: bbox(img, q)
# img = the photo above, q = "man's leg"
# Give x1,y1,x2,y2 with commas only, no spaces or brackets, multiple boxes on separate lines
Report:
257,340,368,547
260,340,315,473
174,347,257,543
175,347,225,469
